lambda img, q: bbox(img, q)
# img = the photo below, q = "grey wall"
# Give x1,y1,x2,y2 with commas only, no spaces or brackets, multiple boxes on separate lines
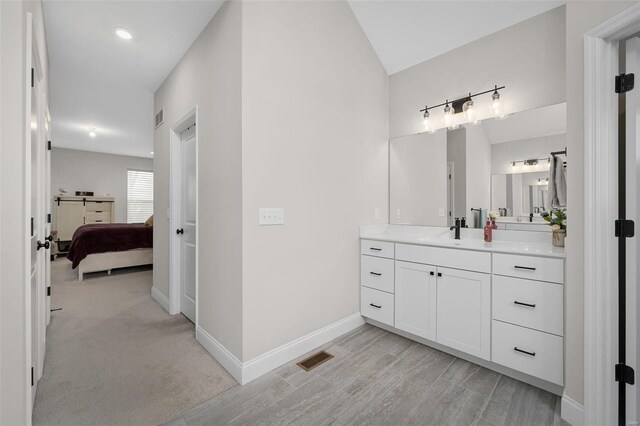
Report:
240,0,389,361
565,0,636,406
153,0,243,358
447,128,467,219
389,6,566,139
51,148,153,223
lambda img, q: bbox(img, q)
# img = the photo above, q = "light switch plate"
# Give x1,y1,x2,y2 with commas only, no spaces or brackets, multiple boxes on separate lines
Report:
259,208,284,225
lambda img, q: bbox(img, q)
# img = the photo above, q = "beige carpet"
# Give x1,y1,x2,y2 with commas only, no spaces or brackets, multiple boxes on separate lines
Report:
33,259,238,426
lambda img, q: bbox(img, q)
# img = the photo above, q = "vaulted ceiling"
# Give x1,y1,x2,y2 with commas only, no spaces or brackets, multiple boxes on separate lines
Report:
43,0,564,158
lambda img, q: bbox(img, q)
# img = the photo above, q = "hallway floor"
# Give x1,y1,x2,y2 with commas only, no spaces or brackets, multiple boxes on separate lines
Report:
164,324,565,426
33,258,238,426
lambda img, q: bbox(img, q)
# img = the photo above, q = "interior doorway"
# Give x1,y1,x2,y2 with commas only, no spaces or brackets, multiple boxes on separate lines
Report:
169,107,198,324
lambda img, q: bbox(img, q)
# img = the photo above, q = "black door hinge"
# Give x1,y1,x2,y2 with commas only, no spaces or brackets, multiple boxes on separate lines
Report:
616,73,635,93
615,219,635,238
31,217,34,237
31,367,34,386
31,68,34,88
47,213,51,223
47,286,51,296
47,140,51,150
616,363,635,385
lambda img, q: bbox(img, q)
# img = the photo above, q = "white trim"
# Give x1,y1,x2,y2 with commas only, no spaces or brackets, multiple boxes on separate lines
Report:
561,394,585,426
584,5,640,426
151,287,170,313
196,313,364,385
196,325,243,383
241,313,364,384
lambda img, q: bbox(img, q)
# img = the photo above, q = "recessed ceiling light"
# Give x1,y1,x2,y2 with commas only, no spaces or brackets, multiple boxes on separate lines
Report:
115,28,132,40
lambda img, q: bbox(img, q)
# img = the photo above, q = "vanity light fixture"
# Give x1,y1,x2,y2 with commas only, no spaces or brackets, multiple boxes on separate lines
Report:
510,157,552,169
419,84,506,131
422,107,435,133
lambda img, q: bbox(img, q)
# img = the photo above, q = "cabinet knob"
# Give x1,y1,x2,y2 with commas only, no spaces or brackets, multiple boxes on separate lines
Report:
437,272,442,277
429,271,435,276
176,228,184,235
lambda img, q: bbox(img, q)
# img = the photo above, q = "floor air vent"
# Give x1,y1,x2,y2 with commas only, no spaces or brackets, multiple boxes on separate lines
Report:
296,350,334,372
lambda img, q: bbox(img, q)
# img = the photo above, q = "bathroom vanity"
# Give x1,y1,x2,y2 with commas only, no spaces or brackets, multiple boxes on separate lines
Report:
359,225,565,393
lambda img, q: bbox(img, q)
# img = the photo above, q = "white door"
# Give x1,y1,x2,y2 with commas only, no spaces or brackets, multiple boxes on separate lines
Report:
179,126,197,323
29,46,48,400
395,261,437,341
625,36,640,424
436,267,490,360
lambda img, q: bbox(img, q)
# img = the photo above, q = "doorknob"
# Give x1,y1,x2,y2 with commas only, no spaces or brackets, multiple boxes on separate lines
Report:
176,228,184,235
45,235,53,242
37,240,50,251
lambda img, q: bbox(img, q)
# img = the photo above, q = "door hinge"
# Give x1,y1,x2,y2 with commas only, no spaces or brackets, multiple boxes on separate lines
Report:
31,217,34,237
615,219,635,238
616,363,635,385
31,68,34,88
47,286,51,296
47,140,51,150
47,213,51,223
31,367,34,386
615,73,635,93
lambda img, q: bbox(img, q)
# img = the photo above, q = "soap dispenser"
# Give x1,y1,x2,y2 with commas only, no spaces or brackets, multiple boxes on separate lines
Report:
484,219,493,243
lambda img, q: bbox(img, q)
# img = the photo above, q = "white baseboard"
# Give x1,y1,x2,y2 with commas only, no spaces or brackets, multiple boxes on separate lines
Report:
151,287,170,313
241,312,364,384
195,313,364,385
561,394,584,426
196,325,243,383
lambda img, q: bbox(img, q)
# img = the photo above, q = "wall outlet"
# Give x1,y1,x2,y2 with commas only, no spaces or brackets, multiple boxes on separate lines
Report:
438,208,445,217
259,208,284,225
374,208,380,221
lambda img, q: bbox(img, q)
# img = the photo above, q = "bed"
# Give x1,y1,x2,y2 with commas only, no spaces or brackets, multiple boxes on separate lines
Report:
67,223,153,281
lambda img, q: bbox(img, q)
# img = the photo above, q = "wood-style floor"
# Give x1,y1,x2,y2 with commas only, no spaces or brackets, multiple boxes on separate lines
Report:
164,324,564,426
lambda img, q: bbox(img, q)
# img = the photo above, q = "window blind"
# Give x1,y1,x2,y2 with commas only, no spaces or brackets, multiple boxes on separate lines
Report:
127,170,154,223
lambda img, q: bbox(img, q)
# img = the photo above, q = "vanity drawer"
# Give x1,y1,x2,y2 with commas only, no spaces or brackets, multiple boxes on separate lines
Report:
493,275,563,336
493,254,563,284
395,243,491,273
85,201,110,212
361,255,394,293
492,320,563,385
361,286,394,326
86,211,111,223
360,240,394,259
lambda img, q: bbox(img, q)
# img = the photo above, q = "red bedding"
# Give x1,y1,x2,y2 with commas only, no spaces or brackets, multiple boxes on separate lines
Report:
67,223,153,269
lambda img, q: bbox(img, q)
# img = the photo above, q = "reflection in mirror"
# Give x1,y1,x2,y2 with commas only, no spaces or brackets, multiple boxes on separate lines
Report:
389,102,567,231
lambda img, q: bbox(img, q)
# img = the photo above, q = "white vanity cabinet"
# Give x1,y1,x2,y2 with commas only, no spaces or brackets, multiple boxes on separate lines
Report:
394,261,437,341
436,267,491,360
360,237,565,389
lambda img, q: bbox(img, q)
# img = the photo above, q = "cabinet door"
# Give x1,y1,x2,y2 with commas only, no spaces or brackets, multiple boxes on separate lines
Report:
395,260,437,341
436,267,490,360
55,201,85,240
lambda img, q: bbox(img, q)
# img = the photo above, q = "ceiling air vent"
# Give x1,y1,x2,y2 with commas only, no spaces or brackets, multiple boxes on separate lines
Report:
155,109,164,129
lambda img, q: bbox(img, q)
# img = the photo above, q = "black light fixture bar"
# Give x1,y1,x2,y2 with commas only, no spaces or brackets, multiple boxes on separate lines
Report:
550,148,567,157
420,85,506,113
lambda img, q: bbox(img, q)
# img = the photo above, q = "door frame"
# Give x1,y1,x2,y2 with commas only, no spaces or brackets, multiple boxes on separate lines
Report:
169,106,198,321
584,4,640,425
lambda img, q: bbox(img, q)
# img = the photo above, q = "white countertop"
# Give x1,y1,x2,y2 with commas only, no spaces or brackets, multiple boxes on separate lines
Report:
360,225,565,259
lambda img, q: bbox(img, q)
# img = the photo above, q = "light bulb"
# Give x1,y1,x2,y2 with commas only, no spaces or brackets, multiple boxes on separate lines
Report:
490,86,503,118
422,109,432,133
88,127,97,138
463,97,477,125
443,101,455,129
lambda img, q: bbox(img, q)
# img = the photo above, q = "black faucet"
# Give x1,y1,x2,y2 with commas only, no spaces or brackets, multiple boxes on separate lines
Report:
450,217,461,240
529,213,534,223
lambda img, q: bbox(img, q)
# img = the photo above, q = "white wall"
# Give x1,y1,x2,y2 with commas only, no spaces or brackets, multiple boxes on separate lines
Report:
241,0,389,361
491,133,566,175
51,148,153,223
154,0,243,358
389,6,566,139
0,0,49,423
447,128,467,219
565,0,636,407
390,132,447,225
466,125,492,214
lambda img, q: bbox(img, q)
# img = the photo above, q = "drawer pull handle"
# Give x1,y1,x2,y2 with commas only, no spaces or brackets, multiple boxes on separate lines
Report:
514,265,536,271
369,303,382,309
514,300,536,308
95,210,102,213
514,347,536,357
369,247,382,251
369,272,382,276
